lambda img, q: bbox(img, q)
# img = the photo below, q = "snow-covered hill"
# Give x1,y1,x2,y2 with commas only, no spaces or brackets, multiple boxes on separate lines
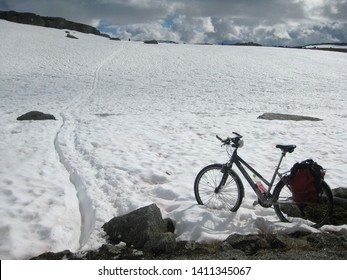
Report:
1,19,347,259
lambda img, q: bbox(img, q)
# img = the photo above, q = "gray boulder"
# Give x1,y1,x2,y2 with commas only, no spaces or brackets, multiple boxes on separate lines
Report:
17,111,56,121
66,33,78,39
258,113,322,121
332,187,347,200
331,187,347,226
102,204,176,253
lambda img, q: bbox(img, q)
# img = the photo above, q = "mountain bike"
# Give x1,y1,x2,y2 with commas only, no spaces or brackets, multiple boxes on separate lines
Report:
194,132,333,228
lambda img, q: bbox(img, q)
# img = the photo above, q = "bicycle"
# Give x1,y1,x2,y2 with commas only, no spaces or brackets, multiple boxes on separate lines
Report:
194,132,333,228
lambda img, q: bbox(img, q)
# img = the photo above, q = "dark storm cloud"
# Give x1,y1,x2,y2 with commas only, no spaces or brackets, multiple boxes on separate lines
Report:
176,0,306,23
1,0,346,46
321,0,347,20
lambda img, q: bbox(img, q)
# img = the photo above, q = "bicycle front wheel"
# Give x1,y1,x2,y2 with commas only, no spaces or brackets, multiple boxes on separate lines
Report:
273,179,333,228
194,164,244,211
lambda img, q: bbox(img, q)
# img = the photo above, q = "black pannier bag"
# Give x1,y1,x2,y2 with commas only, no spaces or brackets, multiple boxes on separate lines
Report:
288,159,324,203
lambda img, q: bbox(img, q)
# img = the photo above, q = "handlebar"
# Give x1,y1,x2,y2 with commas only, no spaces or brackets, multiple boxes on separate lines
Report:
216,134,227,143
216,132,243,148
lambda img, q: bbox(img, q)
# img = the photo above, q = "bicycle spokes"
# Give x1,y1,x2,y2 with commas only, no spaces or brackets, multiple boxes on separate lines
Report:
194,164,244,212
273,180,333,228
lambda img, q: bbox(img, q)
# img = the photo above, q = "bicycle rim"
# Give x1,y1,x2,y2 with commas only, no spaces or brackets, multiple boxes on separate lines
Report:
273,180,333,228
194,164,243,211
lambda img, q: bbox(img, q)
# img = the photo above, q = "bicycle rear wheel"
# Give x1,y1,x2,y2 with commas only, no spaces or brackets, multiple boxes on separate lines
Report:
273,179,333,228
194,164,244,211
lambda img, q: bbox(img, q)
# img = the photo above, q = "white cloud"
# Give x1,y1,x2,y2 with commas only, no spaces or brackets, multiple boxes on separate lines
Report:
114,21,180,42
273,25,292,40
200,17,215,33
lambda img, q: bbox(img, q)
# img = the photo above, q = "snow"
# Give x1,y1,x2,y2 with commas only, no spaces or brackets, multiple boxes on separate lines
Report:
1,19,347,260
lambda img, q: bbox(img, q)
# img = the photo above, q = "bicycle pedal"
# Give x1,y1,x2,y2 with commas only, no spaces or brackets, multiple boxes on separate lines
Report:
253,200,259,206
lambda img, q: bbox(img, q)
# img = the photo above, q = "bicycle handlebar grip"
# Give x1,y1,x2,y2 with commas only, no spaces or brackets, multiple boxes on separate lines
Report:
216,135,223,142
232,132,242,138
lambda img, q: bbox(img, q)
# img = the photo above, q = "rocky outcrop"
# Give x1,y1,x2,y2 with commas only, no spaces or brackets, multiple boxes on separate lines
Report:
31,231,347,260
0,10,101,36
102,204,176,253
17,111,56,121
31,201,347,260
258,113,322,121
66,33,78,39
331,187,347,226
144,40,159,44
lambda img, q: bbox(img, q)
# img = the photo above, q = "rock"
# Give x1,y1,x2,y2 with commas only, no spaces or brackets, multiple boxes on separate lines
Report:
102,204,176,253
144,232,177,253
144,40,159,44
31,250,77,260
100,33,111,39
30,230,347,260
84,243,145,260
222,231,347,259
224,234,272,255
158,40,179,44
258,113,322,121
66,33,78,39
17,111,56,121
28,202,347,260
332,187,347,199
0,10,101,36
0,10,45,26
307,232,347,250
331,187,347,226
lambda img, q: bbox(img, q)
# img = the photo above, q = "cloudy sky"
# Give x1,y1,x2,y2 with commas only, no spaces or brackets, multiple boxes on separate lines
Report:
1,0,346,46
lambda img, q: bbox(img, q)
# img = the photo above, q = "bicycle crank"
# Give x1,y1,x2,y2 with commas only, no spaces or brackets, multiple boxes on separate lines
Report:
253,194,273,208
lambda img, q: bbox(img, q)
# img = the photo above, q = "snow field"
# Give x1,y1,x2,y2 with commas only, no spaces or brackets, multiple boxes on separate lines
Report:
0,20,347,259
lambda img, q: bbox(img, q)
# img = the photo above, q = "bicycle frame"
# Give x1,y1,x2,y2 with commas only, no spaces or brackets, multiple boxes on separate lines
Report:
195,134,333,228
224,147,287,199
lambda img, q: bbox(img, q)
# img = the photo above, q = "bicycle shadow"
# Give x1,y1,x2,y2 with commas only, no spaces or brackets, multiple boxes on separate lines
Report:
171,203,261,242
171,202,321,242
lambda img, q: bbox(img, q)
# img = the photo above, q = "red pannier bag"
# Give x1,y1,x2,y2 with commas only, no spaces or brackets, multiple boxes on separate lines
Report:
288,159,324,203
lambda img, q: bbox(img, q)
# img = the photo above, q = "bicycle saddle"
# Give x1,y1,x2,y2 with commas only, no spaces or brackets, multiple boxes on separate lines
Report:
276,145,296,153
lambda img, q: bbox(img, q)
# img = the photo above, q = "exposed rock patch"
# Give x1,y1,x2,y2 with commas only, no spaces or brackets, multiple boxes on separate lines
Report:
31,231,347,260
0,10,101,36
17,111,56,121
331,187,347,226
31,202,347,260
66,32,78,39
144,40,159,44
258,113,322,121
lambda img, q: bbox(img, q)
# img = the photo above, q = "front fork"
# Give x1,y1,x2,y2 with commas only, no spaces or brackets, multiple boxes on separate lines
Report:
215,164,230,193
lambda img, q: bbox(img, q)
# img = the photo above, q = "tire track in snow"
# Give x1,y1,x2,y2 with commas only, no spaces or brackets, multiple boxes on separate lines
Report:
54,44,124,248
